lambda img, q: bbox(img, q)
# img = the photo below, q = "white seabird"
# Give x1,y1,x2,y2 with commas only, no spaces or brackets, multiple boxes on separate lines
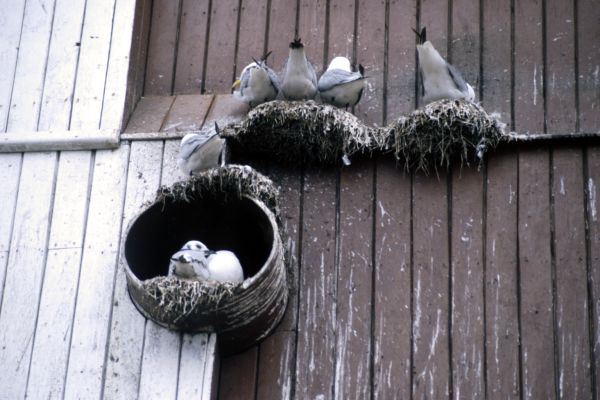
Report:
206,250,244,283
318,56,366,109
177,123,225,176
280,37,318,100
414,27,475,105
168,251,210,280
232,52,280,107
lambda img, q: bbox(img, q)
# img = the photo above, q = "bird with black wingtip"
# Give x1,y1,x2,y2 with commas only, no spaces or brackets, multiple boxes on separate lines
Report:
279,36,318,100
413,27,475,105
232,51,281,108
318,56,366,110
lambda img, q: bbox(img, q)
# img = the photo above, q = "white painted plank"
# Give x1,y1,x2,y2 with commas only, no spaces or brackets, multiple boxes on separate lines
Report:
103,140,164,400
6,0,56,131
37,0,87,131
101,0,137,131
161,139,186,186
0,129,120,153
0,154,22,252
0,0,27,131
25,151,92,399
62,145,130,400
0,152,57,399
177,333,218,400
138,321,181,400
69,0,117,130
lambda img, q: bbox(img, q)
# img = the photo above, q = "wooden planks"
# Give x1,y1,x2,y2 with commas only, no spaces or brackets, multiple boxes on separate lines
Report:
161,94,214,132
236,0,269,77
204,1,239,93
124,96,176,133
587,146,600,392
577,0,600,133
218,347,259,399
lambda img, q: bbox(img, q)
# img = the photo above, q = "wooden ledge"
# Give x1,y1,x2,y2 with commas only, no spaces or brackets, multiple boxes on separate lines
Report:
0,130,120,153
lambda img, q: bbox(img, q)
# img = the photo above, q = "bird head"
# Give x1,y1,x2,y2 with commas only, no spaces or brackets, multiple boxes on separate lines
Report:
290,36,304,49
171,253,193,264
181,240,209,252
328,56,352,72
412,26,427,45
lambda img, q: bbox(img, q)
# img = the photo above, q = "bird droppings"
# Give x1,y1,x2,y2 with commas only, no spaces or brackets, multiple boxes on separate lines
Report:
220,99,506,174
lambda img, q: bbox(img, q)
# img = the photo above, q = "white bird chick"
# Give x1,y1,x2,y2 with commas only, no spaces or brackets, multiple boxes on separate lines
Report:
168,252,210,280
232,52,280,107
206,250,244,283
414,27,475,105
177,123,225,176
280,37,318,100
318,57,366,109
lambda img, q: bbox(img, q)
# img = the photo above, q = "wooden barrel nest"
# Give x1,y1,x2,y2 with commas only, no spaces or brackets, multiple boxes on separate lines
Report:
122,165,287,355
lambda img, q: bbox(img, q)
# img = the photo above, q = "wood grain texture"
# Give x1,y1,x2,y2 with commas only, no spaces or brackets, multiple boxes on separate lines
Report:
373,157,412,400
103,141,163,400
0,153,21,303
518,148,557,400
0,152,57,400
124,96,176,133
37,0,86,131
295,167,338,399
235,0,268,78
173,0,210,94
266,0,298,70
63,146,130,400
552,147,592,399
485,149,520,400
577,0,600,133
587,146,600,392
218,347,258,400
297,0,327,70
204,1,239,93
178,333,218,400
6,0,56,131
451,166,485,399
0,0,27,131
144,0,181,95
161,94,214,132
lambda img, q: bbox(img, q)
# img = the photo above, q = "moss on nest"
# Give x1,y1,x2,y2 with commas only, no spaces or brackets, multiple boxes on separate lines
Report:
220,99,506,173
220,100,390,165
156,164,280,220
392,99,506,173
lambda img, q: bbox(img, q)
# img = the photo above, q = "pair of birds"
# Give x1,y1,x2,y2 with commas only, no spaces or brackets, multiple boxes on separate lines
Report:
168,240,244,283
233,37,366,109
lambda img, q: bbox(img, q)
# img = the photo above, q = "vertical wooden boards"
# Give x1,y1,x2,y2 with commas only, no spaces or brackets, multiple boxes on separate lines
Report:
577,0,600,132
297,0,327,70
266,0,298,69
101,0,141,131
0,153,21,301
335,159,374,400
6,0,56,131
124,96,176,133
178,333,218,399
204,1,239,93
355,0,386,126
0,152,57,400
485,150,520,399
236,0,268,77
387,0,417,117
518,148,556,400
255,165,302,400
103,141,163,400
552,148,592,398
145,0,181,95
63,146,130,400
328,0,355,62
295,167,337,399
587,146,600,391
218,347,259,399
373,158,412,399
0,0,26,131
25,151,92,400
69,0,117,130
37,0,86,131
412,171,450,399
173,0,210,94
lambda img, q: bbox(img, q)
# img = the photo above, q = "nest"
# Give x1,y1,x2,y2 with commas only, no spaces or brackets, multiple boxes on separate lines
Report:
219,100,389,164
220,99,506,173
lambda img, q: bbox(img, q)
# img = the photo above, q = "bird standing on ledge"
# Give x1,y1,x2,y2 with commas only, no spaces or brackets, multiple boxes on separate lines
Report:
232,51,280,107
280,37,318,100
414,27,475,105
318,56,366,109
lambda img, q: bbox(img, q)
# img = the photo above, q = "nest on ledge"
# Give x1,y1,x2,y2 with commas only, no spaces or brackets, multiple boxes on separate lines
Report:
220,99,506,173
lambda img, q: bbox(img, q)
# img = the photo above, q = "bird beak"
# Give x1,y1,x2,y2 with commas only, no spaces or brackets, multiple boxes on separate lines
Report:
232,79,241,90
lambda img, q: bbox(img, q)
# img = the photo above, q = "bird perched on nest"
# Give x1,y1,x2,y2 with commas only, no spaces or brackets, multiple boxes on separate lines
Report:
232,51,280,107
414,27,475,105
206,250,244,283
280,36,318,100
318,56,366,109
177,123,226,176
168,240,210,279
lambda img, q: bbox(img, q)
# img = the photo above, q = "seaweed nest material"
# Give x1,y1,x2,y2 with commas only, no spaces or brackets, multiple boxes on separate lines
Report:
220,99,506,172
391,99,506,173
219,100,389,164
156,164,280,221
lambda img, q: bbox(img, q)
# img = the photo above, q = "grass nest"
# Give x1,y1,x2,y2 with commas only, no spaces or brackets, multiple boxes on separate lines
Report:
156,164,280,221
220,99,506,173
219,100,389,165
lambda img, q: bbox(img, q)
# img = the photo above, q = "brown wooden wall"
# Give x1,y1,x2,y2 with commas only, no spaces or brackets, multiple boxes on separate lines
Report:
134,0,600,398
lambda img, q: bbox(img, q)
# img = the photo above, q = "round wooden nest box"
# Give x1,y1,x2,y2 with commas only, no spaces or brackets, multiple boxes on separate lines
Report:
123,165,287,355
